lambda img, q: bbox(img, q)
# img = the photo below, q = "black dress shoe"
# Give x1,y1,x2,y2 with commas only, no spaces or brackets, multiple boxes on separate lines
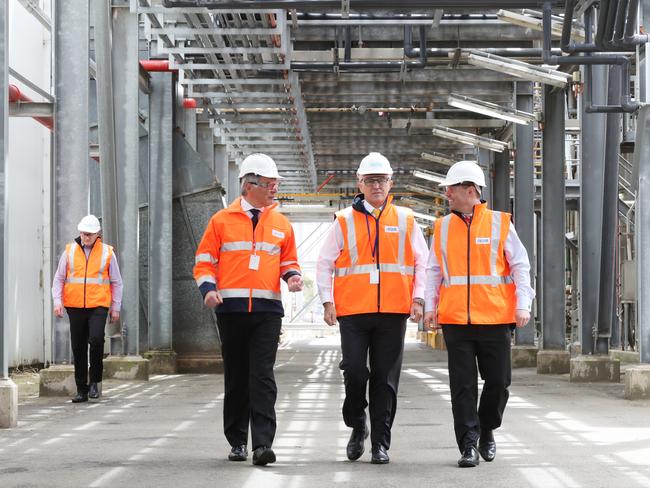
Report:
71,392,88,403
458,445,479,467
88,382,101,399
252,446,276,466
478,440,496,462
228,445,248,461
346,426,369,461
370,444,389,464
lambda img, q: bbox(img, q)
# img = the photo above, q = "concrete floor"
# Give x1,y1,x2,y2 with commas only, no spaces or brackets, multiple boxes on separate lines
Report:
1,335,650,488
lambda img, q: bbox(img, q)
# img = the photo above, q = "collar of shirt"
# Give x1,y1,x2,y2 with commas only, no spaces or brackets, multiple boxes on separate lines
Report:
241,197,264,217
363,201,383,215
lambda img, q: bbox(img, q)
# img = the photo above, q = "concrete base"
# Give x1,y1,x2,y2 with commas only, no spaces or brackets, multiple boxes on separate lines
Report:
11,373,40,399
143,351,178,375
536,350,570,374
570,355,620,382
176,355,223,374
39,365,77,396
610,349,640,364
434,332,446,351
0,378,18,428
512,345,538,368
624,364,650,400
103,356,149,381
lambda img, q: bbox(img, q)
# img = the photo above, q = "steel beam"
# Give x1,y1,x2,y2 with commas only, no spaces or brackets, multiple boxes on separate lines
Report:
492,150,510,212
514,85,535,344
541,85,566,350
0,0,8,378
148,72,174,352
580,65,607,355
112,6,140,356
53,0,90,364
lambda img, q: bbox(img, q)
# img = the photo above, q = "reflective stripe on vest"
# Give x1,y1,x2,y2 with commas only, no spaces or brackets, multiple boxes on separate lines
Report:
220,288,282,300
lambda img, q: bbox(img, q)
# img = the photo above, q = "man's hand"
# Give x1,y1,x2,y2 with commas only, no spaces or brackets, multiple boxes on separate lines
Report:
54,304,64,318
515,309,531,328
110,309,120,323
423,311,440,331
323,302,337,326
410,301,423,323
287,275,304,292
204,290,224,309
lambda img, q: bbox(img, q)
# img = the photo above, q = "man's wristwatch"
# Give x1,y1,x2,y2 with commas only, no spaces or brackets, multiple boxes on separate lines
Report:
412,298,424,306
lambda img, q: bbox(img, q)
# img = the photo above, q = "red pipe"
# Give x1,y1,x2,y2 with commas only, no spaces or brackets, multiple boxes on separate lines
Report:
317,173,336,192
266,13,282,48
139,60,177,72
182,98,197,109
8,84,54,130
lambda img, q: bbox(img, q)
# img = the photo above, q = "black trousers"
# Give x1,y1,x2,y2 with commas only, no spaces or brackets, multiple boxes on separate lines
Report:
338,313,407,450
216,312,282,450
67,307,108,394
442,324,512,452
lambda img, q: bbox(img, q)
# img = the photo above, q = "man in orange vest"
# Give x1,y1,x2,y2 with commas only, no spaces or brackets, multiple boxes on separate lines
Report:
423,160,534,468
194,153,303,466
52,215,123,403
317,152,429,464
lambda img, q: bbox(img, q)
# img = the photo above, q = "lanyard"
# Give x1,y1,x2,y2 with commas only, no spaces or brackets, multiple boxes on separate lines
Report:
364,212,380,259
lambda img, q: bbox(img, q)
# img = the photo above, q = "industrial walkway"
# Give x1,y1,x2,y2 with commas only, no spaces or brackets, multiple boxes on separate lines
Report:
1,335,649,488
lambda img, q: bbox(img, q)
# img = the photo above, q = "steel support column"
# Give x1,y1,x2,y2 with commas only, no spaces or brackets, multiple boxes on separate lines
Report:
214,144,229,198
541,86,566,350
148,72,173,351
0,0,8,378
112,6,139,356
514,86,535,344
492,150,509,212
53,0,90,364
580,65,608,355
477,148,492,206
597,65,622,353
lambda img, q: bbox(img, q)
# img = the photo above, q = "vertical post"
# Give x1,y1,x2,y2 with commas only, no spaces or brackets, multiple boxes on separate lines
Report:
214,144,229,197
228,160,239,204
148,72,173,354
477,148,492,206
514,84,535,344
112,5,139,356
492,150,510,212
93,0,119,249
53,0,90,364
580,64,608,356
541,86,566,351
597,65,622,354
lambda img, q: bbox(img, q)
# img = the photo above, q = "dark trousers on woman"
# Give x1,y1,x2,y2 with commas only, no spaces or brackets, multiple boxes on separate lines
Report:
338,313,407,450
67,307,108,394
216,312,282,451
442,324,512,452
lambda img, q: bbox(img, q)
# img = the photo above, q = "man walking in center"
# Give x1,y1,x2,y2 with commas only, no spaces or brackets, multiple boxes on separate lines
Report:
423,160,534,468
194,153,303,466
52,214,123,403
317,152,428,464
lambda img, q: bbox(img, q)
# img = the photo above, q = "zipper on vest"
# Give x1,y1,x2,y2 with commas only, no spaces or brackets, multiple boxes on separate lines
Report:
375,216,381,312
83,245,90,308
465,217,471,325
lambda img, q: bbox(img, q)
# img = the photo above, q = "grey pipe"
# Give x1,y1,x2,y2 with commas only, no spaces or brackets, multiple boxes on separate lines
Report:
609,0,628,49
164,0,566,9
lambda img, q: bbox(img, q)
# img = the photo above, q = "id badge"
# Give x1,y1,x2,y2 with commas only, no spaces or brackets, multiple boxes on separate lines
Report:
249,254,260,270
369,268,379,284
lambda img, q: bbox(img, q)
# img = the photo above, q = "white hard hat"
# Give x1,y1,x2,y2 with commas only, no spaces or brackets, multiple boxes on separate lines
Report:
438,160,486,188
238,153,284,179
78,214,101,233
357,152,393,176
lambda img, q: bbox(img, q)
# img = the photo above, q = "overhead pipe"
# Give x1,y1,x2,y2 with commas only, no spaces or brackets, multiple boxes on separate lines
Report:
294,12,498,21
620,0,649,47
542,2,638,113
140,59,177,72
8,84,54,130
164,1,566,8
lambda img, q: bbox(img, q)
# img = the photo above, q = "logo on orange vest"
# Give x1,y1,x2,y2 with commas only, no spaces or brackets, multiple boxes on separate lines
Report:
475,237,491,244
271,229,285,239
384,226,399,233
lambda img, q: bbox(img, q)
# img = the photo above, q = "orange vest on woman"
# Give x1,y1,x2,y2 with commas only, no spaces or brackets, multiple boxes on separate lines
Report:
63,239,113,308
193,197,301,313
333,197,415,316
433,203,516,325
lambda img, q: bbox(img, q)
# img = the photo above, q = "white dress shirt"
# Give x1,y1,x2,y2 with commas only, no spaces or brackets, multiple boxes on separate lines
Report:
240,197,263,218
316,200,429,304
424,220,535,313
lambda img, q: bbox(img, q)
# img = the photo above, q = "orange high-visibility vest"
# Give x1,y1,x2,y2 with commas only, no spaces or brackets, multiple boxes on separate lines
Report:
433,202,516,325
63,239,113,308
333,197,415,316
193,197,301,312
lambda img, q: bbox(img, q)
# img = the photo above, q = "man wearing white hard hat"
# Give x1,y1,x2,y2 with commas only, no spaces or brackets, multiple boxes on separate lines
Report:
51,215,123,403
317,152,428,464
423,160,534,468
193,153,303,466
